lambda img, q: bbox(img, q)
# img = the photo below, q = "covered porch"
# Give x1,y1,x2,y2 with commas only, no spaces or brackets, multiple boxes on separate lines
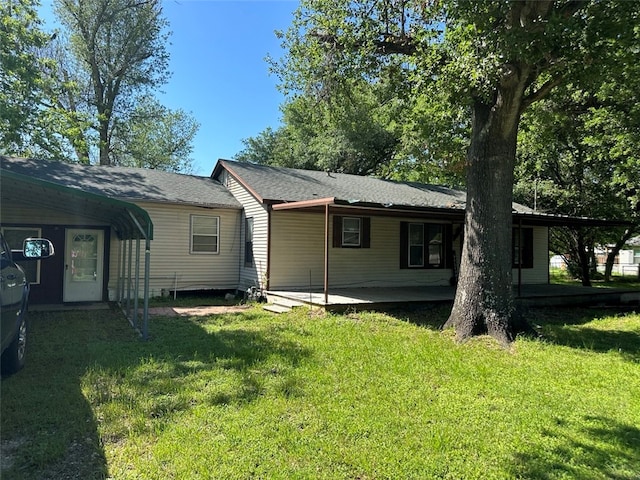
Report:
266,284,640,312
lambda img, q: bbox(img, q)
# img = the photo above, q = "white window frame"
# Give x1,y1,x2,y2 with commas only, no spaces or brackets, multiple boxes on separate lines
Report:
190,216,220,254
1,227,43,284
342,217,361,247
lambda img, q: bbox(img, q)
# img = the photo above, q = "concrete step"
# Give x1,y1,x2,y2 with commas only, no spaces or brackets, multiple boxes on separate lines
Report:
271,297,305,309
263,304,291,314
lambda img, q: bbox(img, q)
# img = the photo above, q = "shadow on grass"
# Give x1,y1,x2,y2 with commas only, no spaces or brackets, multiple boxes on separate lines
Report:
0,307,311,480
386,303,451,331
511,415,640,479
531,307,640,362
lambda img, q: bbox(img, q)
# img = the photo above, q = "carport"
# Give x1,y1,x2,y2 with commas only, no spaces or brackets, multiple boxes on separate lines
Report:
0,167,154,339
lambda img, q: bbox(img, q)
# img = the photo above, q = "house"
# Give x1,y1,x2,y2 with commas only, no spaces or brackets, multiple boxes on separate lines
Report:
211,160,598,302
597,236,640,277
1,156,622,311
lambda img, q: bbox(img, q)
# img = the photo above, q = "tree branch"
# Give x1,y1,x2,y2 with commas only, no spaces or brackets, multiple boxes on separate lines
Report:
521,75,564,110
310,31,417,56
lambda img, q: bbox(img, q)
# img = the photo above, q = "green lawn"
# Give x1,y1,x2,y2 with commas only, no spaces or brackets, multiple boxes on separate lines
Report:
550,267,640,290
1,305,639,479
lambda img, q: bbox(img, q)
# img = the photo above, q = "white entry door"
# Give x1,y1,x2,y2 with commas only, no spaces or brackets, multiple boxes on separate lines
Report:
64,229,104,302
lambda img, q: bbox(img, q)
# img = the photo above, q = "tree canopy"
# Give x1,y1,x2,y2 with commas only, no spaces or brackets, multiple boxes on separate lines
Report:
1,0,199,172
55,0,171,165
0,0,50,153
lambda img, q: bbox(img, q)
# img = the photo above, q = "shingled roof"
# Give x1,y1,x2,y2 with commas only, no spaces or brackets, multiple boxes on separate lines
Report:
2,156,241,209
214,159,536,214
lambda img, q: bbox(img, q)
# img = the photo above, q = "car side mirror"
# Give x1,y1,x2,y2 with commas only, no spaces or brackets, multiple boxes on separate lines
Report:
23,238,55,259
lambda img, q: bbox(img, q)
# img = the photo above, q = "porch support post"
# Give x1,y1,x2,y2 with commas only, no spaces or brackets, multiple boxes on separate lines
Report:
126,209,151,341
119,238,127,303
133,235,141,329
143,233,151,341
116,238,122,303
126,237,133,317
324,204,330,304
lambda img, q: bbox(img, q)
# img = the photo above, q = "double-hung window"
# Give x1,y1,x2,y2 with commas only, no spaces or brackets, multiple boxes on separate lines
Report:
190,216,219,254
400,222,448,269
333,216,371,248
244,217,254,266
342,217,361,247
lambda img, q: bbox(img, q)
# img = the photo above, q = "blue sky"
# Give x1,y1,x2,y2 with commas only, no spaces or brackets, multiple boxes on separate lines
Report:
39,0,299,175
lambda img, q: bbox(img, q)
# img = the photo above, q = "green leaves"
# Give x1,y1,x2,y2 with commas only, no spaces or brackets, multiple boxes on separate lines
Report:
112,97,199,173
0,0,50,153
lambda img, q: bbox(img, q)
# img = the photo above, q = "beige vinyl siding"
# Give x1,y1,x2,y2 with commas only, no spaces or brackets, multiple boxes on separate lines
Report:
107,202,241,297
269,211,326,289
512,226,549,284
270,212,462,289
270,212,550,289
223,175,269,290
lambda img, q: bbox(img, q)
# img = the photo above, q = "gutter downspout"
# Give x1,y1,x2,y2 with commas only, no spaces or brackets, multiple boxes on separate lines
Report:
127,210,151,340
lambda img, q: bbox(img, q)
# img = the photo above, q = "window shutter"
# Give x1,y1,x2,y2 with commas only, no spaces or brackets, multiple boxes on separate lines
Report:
400,222,408,269
333,216,342,248
362,217,371,248
444,224,453,269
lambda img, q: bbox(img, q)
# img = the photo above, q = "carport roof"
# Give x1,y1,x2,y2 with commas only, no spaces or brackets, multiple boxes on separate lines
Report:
1,160,153,240
2,157,241,209
1,157,242,240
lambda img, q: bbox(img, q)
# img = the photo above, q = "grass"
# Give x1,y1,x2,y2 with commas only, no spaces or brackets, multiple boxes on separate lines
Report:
1,304,639,479
550,267,640,290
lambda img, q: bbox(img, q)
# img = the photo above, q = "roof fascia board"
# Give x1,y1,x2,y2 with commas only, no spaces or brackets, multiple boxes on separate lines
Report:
128,198,242,210
513,212,631,227
271,197,336,210
214,159,266,205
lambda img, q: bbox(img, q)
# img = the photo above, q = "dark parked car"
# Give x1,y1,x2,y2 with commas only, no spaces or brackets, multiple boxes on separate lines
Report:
1,232,54,376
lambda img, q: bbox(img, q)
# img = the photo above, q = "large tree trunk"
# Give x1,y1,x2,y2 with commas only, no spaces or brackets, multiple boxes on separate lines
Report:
444,82,525,345
604,228,635,282
98,118,110,165
576,234,592,287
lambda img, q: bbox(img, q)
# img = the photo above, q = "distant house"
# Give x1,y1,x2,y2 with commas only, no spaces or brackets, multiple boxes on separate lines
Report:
597,236,640,276
0,156,622,306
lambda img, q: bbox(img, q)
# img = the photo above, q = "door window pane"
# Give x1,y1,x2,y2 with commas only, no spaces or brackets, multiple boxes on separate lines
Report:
70,234,98,282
